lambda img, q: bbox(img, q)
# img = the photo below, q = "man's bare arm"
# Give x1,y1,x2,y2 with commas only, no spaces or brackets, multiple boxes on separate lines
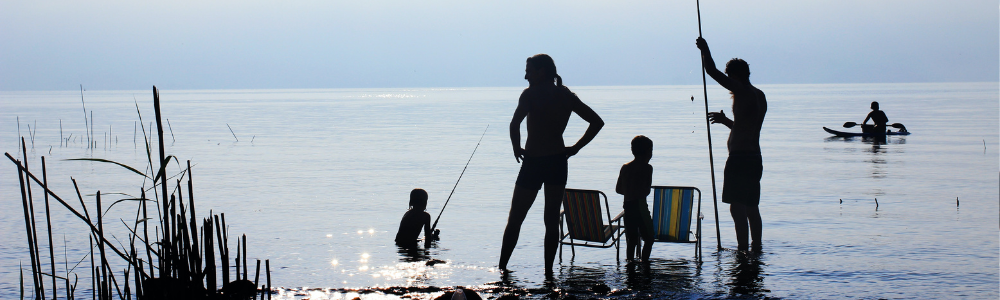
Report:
696,37,743,93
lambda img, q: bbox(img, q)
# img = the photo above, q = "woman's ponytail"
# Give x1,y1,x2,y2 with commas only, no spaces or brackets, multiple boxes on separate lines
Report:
527,54,561,86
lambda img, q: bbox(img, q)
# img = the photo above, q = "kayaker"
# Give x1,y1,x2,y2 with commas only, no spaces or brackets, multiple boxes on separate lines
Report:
863,101,889,134
499,54,604,275
698,37,767,253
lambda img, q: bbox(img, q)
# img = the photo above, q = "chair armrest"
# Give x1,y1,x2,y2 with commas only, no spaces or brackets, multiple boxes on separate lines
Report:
611,211,625,223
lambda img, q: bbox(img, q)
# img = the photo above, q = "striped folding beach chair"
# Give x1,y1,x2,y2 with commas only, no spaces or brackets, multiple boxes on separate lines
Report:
651,186,703,260
559,189,624,260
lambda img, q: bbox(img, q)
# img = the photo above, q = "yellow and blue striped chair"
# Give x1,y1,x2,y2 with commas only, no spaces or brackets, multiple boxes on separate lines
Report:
559,188,624,260
651,186,702,259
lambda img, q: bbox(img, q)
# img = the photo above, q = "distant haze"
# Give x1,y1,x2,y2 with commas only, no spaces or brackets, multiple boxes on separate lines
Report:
1,0,997,91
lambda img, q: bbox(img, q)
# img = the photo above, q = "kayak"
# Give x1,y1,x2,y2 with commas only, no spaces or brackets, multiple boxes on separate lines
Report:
823,127,910,137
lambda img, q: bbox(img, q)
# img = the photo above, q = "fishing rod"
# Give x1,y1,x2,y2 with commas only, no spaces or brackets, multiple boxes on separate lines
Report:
431,124,489,232
696,0,723,251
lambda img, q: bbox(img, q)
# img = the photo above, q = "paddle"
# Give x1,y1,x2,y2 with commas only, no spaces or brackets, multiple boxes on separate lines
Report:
843,122,905,129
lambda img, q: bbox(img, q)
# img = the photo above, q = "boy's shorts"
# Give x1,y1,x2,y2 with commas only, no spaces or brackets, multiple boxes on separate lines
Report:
623,200,654,242
515,154,568,191
722,151,763,206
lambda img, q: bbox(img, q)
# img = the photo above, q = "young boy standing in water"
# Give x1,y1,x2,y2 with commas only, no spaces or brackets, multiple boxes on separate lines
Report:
616,135,654,262
395,188,439,248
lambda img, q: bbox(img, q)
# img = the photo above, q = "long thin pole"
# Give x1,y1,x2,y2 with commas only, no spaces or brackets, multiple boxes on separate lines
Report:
431,125,488,231
696,0,723,250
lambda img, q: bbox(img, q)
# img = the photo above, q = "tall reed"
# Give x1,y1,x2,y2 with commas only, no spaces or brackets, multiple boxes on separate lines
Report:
7,86,273,299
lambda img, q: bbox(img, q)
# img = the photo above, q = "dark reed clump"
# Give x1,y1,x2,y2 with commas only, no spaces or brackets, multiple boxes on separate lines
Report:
7,86,273,300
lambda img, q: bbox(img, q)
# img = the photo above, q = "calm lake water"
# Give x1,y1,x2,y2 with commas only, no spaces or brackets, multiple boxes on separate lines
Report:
1,82,997,299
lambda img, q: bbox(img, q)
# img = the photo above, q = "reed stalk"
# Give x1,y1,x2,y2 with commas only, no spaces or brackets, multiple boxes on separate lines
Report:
204,218,216,293
43,157,58,300
18,158,41,299
21,138,45,300
242,234,248,281
10,86,271,299
235,237,241,282
89,237,94,300
80,85,88,149
166,119,175,143
253,260,260,300
96,192,108,300
153,86,170,277
265,259,271,300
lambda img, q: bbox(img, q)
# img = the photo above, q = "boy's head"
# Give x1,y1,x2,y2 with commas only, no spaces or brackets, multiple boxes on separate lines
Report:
409,188,428,211
870,101,880,110
725,58,750,81
631,135,653,159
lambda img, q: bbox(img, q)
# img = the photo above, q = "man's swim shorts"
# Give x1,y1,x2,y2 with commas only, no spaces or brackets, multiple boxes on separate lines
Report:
721,151,763,206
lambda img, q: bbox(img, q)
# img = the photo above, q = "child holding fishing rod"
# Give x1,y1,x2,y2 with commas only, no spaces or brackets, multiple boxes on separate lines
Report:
395,188,440,248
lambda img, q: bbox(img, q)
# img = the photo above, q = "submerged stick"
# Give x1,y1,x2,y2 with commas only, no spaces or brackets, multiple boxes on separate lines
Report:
696,0,723,251
431,124,488,231
226,124,238,142
80,85,90,149
166,119,176,143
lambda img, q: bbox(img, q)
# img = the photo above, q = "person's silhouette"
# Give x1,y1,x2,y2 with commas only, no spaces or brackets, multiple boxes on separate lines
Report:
499,54,604,275
395,189,440,248
862,101,889,135
698,37,767,252
616,135,655,263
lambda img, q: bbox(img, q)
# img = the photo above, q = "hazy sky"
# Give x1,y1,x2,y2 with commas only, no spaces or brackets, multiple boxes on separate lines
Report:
1,0,997,91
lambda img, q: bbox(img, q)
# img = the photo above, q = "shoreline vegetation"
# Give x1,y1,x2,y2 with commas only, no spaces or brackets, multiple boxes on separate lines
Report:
9,86,272,299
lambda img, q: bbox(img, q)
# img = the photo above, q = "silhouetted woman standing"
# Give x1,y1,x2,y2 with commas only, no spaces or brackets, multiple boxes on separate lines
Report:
499,54,604,274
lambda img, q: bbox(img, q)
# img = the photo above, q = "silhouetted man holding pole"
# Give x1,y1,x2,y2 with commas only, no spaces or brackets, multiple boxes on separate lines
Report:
697,37,767,253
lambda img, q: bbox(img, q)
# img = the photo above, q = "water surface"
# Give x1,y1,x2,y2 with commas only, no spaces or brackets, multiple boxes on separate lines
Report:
1,83,997,299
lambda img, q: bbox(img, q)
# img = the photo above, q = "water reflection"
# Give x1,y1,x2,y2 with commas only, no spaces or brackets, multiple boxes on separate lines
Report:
397,244,432,263
725,253,767,297
823,135,907,180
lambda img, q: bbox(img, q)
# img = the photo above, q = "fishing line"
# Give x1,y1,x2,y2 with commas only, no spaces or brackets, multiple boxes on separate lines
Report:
431,124,489,231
